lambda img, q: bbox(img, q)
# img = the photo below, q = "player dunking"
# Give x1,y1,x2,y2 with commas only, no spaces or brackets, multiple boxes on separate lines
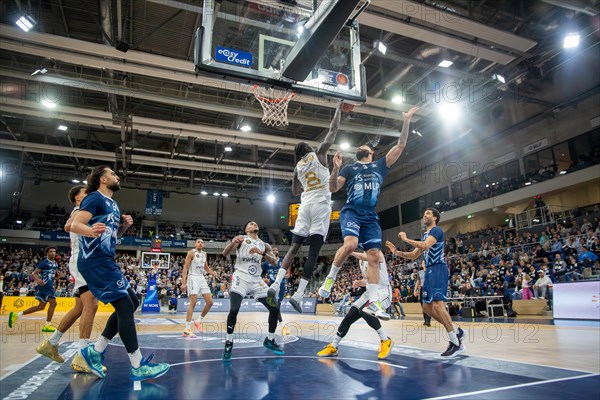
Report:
70,166,170,380
395,208,465,357
267,102,343,312
221,221,284,362
36,185,107,374
181,238,218,337
317,250,393,360
8,246,59,332
318,106,419,321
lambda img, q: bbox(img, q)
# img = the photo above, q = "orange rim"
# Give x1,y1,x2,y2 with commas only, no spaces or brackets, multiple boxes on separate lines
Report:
252,84,296,103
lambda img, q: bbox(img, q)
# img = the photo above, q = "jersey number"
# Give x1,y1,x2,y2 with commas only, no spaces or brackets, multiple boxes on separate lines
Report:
305,172,322,187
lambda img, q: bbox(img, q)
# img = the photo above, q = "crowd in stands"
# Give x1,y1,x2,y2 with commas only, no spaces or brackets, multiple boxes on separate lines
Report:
2,201,599,319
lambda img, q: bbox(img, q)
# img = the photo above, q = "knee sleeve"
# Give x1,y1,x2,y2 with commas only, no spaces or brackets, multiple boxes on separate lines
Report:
359,306,382,331
227,293,243,334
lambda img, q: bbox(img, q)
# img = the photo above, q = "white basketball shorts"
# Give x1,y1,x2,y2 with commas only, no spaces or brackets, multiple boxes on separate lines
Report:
291,201,331,238
187,275,211,296
230,271,269,299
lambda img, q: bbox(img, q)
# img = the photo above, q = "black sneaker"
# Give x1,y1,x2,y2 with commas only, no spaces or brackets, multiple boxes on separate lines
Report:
457,327,467,341
223,340,233,362
263,338,284,355
440,341,464,358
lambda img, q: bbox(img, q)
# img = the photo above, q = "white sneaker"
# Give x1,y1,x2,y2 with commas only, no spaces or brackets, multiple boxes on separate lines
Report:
363,301,391,321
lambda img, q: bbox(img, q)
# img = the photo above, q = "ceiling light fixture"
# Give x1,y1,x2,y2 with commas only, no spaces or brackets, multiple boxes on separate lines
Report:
16,15,36,32
58,124,68,131
438,60,453,68
563,33,580,49
240,124,252,132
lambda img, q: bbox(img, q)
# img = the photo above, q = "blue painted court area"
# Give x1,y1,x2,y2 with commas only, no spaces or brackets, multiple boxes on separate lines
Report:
0,335,598,400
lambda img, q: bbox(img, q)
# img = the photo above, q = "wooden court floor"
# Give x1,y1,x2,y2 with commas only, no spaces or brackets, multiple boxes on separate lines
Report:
2,310,599,376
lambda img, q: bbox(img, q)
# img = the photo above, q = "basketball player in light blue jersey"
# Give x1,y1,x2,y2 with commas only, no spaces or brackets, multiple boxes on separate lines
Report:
319,106,419,321
395,208,465,358
70,165,170,381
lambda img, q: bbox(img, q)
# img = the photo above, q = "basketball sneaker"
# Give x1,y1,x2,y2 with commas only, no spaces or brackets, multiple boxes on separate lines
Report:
223,340,233,362
440,341,465,358
363,301,391,321
289,293,303,313
36,340,65,363
318,278,334,298
130,354,170,382
71,353,107,374
182,328,197,338
42,324,56,333
266,283,280,307
457,327,466,341
81,344,106,379
317,343,338,357
263,338,284,355
193,321,203,333
8,312,18,328
377,338,393,360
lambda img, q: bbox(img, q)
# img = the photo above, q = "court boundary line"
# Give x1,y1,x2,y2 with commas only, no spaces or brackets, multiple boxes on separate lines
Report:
168,355,407,369
423,373,600,399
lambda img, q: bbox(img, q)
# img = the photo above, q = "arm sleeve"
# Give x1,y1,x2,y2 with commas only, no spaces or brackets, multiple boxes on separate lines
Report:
79,192,99,215
339,164,351,180
428,226,444,243
376,157,389,176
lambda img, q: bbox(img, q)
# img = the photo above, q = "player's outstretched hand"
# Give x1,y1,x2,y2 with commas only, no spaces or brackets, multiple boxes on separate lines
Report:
333,151,343,169
398,232,408,241
385,240,397,253
232,235,244,245
402,106,419,119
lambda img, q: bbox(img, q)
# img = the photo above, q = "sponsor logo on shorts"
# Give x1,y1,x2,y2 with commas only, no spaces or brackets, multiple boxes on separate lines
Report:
116,278,127,288
248,265,258,275
346,221,360,230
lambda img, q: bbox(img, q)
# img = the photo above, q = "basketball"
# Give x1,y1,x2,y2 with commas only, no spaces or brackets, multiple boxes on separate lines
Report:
342,103,355,113
336,73,349,86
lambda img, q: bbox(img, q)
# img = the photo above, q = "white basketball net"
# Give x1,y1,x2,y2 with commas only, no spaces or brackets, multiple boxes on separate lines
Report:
252,85,296,127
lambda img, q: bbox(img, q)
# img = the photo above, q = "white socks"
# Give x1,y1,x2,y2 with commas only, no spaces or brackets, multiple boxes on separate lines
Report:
268,332,275,340
226,333,233,342
94,336,109,353
129,349,143,369
185,321,191,330
328,264,341,280
448,331,459,346
274,268,287,285
376,328,387,341
295,278,309,297
332,335,342,348
48,330,63,346
78,339,89,354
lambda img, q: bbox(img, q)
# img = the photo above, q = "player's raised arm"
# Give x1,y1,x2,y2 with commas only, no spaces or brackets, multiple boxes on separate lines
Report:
329,151,346,193
222,235,244,256
385,106,419,168
316,102,343,166
292,171,302,197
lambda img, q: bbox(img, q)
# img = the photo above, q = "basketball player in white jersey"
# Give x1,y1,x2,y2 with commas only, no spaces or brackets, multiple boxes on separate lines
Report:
317,250,393,359
181,238,218,337
36,185,106,374
221,221,283,362
267,102,345,312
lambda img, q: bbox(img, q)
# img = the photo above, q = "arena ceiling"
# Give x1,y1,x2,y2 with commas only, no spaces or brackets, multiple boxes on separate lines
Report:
0,0,599,201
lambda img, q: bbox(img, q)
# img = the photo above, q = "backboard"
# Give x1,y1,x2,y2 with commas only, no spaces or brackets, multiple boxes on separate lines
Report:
195,0,367,103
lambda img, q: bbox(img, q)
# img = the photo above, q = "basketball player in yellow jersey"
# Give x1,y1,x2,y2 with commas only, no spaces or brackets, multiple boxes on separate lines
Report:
267,102,345,312
181,238,218,337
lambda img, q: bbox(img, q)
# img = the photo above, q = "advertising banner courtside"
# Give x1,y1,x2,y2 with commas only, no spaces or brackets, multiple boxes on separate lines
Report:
1,296,114,313
176,297,317,314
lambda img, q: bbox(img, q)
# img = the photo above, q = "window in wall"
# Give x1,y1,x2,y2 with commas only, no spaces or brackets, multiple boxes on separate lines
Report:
553,141,572,173
378,206,400,230
573,134,592,163
401,198,421,224
523,153,539,178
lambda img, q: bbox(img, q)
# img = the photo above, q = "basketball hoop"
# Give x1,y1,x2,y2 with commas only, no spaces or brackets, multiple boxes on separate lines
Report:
252,85,296,127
